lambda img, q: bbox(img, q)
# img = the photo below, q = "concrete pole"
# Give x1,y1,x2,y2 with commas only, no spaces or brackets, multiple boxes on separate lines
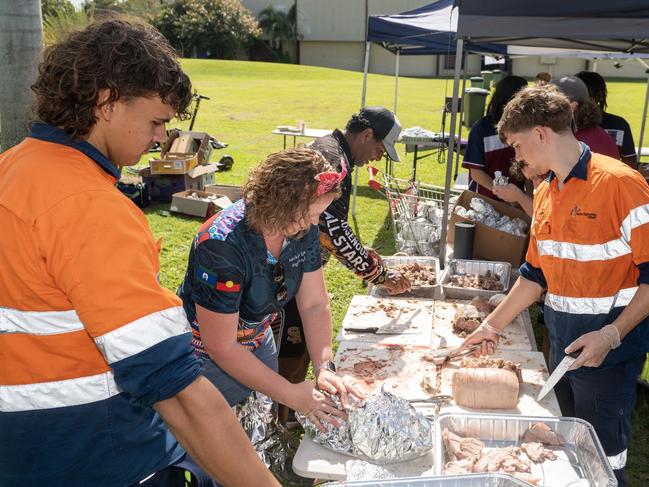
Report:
0,0,42,151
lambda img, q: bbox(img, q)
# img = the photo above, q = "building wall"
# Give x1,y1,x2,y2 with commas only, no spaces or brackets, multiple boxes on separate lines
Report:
242,0,649,80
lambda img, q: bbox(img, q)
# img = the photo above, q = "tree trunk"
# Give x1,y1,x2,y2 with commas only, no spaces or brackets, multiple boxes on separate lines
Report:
0,0,42,152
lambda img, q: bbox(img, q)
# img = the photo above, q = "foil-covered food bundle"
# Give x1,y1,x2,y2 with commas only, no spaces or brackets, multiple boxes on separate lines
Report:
493,170,509,187
454,198,528,236
297,391,432,464
234,392,297,476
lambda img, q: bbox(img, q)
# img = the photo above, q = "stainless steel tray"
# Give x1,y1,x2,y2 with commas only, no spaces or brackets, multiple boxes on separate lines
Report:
440,259,511,300
434,413,616,487
369,256,440,299
324,473,532,486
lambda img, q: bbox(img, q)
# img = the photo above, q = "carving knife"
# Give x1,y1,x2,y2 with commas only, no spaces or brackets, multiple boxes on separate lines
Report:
537,351,580,401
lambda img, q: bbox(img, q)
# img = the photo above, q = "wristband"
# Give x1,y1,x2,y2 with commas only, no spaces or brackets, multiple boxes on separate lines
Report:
314,360,336,375
600,324,621,350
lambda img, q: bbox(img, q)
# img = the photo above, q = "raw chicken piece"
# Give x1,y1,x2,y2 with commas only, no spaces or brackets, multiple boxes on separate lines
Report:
522,442,557,462
522,422,564,446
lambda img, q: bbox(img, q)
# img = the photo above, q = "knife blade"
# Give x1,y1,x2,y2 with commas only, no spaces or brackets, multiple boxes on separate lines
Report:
537,351,580,401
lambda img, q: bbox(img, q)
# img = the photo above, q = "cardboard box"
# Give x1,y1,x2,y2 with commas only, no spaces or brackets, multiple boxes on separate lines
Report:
447,190,531,267
204,184,242,202
170,190,233,218
149,130,213,175
140,164,218,202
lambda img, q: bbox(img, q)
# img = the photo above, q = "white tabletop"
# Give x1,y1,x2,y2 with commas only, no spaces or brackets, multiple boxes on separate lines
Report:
271,128,331,138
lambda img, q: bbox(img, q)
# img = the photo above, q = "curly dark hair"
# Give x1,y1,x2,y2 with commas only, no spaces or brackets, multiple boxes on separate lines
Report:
573,98,602,130
345,113,381,140
498,86,573,138
31,18,192,139
243,148,341,234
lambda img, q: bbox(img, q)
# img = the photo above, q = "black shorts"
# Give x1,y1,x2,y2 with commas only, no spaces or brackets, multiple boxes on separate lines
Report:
271,297,307,358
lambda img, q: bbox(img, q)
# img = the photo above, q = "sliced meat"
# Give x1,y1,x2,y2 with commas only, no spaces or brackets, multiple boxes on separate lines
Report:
458,437,485,459
472,447,530,474
444,458,475,475
452,358,522,409
522,422,564,446
522,442,557,463
448,270,503,291
442,429,463,461
393,263,436,286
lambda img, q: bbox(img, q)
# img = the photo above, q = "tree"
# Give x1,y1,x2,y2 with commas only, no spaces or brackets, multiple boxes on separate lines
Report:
154,0,261,59
257,4,297,62
41,0,75,21
0,0,43,151
43,6,90,46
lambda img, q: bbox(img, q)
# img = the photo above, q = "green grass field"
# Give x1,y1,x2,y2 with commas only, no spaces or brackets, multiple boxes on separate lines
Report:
143,59,649,485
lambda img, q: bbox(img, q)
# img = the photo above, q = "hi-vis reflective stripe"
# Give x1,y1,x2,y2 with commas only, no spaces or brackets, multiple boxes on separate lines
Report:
608,449,627,470
537,204,649,263
619,204,649,243
537,238,630,261
0,371,121,412
545,287,637,315
0,308,83,335
94,306,190,364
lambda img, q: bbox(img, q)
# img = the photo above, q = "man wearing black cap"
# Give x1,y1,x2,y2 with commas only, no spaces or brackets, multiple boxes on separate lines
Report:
273,106,411,422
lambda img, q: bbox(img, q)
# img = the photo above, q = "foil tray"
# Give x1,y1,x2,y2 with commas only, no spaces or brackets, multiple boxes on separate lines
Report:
369,256,440,299
434,413,616,487
439,259,511,300
324,472,532,486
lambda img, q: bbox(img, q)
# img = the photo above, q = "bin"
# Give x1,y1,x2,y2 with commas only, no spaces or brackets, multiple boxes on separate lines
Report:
491,69,503,85
462,87,489,128
480,70,493,89
469,76,484,88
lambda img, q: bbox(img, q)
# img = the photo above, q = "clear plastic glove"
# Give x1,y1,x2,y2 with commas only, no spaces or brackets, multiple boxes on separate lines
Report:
381,270,412,295
459,323,500,356
289,380,345,431
565,328,617,369
492,183,524,204
316,369,365,408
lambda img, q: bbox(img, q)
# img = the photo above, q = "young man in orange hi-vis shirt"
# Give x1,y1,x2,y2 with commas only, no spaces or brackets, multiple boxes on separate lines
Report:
461,86,649,487
0,19,278,487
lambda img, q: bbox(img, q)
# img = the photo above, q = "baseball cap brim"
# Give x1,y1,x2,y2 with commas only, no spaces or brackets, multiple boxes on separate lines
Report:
382,120,401,162
383,138,400,162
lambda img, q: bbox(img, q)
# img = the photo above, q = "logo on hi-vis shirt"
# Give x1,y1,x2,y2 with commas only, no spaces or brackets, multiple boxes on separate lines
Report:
570,205,597,220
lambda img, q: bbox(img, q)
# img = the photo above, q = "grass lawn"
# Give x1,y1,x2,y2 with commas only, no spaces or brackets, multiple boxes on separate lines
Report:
142,59,649,485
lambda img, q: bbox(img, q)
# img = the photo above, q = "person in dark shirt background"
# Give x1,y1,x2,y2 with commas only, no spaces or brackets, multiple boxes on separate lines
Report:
577,71,638,168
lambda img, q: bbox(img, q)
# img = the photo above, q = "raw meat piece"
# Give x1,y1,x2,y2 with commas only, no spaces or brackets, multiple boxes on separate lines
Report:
522,422,564,446
452,359,521,409
522,442,557,463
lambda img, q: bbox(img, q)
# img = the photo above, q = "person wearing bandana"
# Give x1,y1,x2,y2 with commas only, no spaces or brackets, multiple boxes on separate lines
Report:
273,107,412,423
177,147,362,432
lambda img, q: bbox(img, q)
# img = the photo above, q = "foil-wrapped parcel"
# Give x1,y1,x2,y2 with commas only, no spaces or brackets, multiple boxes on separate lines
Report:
297,391,432,464
454,198,528,236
